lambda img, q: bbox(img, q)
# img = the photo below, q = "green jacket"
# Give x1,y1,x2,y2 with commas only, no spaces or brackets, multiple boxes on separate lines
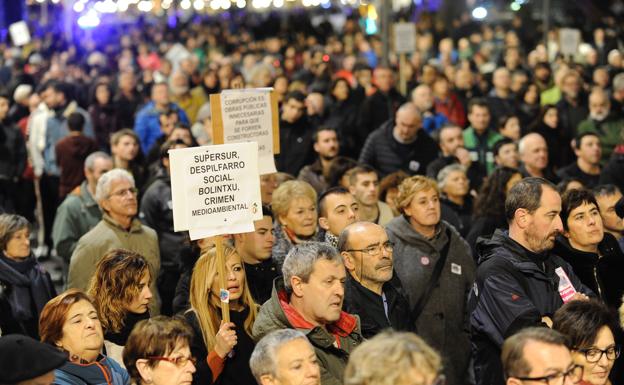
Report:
577,115,624,164
68,214,161,314
252,278,363,385
463,127,503,175
52,181,102,263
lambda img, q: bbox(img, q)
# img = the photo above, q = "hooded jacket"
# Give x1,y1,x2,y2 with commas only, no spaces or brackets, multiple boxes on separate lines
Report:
553,233,624,310
252,278,363,385
469,229,593,385
385,216,475,385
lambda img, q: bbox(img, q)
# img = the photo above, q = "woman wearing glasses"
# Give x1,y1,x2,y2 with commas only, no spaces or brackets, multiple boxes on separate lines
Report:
123,316,197,385
386,175,476,385
88,249,154,366
553,300,619,385
39,289,130,385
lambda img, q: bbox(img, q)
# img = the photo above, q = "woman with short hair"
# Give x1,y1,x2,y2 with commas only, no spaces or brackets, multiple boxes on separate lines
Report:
39,289,130,385
0,213,56,338
87,249,153,365
437,164,472,236
271,180,318,267
385,175,475,385
184,244,258,385
123,316,196,385
553,300,620,385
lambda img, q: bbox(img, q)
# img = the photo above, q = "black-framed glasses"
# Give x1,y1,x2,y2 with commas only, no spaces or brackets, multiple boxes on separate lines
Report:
148,355,197,367
346,241,394,256
576,345,620,363
108,187,138,198
512,364,583,385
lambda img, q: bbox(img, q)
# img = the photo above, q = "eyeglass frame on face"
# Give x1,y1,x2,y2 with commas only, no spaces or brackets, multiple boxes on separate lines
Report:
147,355,197,367
107,187,139,199
345,241,394,256
510,364,584,385
575,345,620,363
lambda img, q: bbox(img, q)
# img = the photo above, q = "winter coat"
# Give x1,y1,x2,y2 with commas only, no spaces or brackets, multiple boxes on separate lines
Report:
0,253,56,338
53,355,130,385
252,278,364,385
274,117,315,177
385,216,475,385
358,120,439,178
356,89,406,149
553,233,624,310
89,103,118,151
52,181,102,263
463,127,503,177
600,144,624,192
55,135,99,198
298,159,328,195
134,101,189,153
0,120,26,181
577,114,624,164
469,229,594,385
68,214,161,314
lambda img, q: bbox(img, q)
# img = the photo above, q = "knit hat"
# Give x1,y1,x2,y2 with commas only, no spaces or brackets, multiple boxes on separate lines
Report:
0,334,67,383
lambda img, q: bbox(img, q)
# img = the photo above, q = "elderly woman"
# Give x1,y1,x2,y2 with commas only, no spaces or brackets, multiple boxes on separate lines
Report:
88,249,153,366
553,189,624,310
553,300,620,385
344,331,443,385
385,175,475,385
0,214,56,338
437,164,472,236
185,243,258,385
123,316,196,385
271,180,318,267
39,289,130,385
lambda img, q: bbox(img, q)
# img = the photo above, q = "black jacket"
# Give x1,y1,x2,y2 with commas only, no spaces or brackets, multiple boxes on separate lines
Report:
0,121,26,181
553,233,624,310
358,120,439,178
469,230,593,385
244,259,280,305
274,117,315,177
600,145,624,192
356,89,406,149
343,273,413,338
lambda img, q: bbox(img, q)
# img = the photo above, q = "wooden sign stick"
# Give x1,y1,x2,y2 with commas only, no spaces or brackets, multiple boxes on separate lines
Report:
214,235,230,323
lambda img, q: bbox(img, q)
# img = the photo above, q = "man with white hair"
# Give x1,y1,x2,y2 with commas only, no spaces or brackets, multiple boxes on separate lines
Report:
250,329,321,385
610,72,624,116
578,88,624,163
518,133,559,183
68,168,161,314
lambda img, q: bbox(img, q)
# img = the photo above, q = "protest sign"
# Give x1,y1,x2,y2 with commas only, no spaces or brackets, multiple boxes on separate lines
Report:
210,88,279,174
9,21,31,47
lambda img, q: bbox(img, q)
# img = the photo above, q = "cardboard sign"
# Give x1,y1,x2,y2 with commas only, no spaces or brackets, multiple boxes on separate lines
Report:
9,21,31,47
394,22,416,54
211,88,280,175
169,142,263,239
559,28,581,56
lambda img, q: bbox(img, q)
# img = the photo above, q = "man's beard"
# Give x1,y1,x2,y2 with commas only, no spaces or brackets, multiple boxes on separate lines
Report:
590,111,609,122
320,153,337,161
524,227,557,253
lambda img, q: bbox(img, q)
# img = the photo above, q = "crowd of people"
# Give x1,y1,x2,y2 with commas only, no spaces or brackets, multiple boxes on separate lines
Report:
3,4,624,385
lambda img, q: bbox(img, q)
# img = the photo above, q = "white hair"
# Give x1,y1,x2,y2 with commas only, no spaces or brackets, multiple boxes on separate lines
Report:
95,168,135,203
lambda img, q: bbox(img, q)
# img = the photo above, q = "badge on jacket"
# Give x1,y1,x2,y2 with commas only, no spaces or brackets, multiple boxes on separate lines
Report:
409,160,421,172
420,256,430,265
451,263,462,275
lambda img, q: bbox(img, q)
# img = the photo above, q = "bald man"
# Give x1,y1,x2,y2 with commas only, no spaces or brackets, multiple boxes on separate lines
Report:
411,84,448,134
359,102,438,177
338,222,413,338
578,88,624,163
518,133,559,183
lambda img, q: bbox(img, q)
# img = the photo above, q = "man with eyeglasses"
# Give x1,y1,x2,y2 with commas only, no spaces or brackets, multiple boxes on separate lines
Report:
502,327,584,385
338,222,413,338
68,168,161,314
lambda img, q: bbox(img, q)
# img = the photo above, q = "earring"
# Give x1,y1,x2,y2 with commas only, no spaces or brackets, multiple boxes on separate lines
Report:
70,354,80,362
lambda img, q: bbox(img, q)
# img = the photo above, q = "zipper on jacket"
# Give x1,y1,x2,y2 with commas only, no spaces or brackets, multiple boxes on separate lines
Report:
593,266,603,299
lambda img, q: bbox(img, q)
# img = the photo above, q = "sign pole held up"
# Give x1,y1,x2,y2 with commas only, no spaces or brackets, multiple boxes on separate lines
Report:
214,235,230,323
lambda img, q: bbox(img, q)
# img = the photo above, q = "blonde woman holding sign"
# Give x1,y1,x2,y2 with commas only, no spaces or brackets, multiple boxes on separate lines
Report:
184,244,258,385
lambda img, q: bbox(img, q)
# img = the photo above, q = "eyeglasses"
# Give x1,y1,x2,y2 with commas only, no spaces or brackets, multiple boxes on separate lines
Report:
346,241,394,256
148,356,197,367
512,364,583,385
108,187,138,198
576,345,620,363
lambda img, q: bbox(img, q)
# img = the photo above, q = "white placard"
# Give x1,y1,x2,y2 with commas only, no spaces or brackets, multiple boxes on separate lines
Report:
189,221,255,240
170,142,263,235
394,23,416,54
559,28,581,56
220,89,277,174
9,21,31,47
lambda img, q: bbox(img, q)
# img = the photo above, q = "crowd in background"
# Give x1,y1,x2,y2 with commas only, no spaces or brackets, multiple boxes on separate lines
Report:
3,3,624,385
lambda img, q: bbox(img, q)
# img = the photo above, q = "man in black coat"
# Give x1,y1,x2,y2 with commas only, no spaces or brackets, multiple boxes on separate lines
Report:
0,93,26,213
358,102,438,178
469,178,593,385
274,91,315,177
338,221,413,338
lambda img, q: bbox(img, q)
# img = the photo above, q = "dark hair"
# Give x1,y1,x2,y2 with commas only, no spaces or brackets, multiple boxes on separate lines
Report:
560,189,598,231
498,115,519,130
329,77,351,100
284,90,306,103
261,205,273,219
318,187,351,217
67,112,85,132
313,126,337,143
552,300,617,350
529,104,558,131
556,178,585,195
379,171,409,203
326,157,358,188
348,165,378,187
160,138,187,160
505,177,556,223
434,123,462,144
493,137,517,157
45,81,73,101
574,131,600,150
502,327,569,379
467,97,490,114
593,184,621,198
474,167,520,219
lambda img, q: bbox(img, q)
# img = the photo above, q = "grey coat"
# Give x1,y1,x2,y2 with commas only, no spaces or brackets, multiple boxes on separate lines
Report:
386,215,476,385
